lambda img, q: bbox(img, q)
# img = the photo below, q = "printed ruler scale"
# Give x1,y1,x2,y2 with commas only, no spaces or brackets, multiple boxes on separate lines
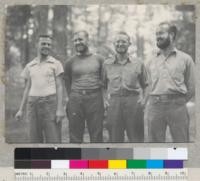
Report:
15,169,188,181
14,148,188,181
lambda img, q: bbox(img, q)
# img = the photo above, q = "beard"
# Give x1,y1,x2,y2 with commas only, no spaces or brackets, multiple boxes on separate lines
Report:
75,44,88,53
156,36,170,49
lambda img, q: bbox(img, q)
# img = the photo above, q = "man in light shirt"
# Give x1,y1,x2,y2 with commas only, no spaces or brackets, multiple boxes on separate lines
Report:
15,35,65,143
146,22,195,142
103,31,148,142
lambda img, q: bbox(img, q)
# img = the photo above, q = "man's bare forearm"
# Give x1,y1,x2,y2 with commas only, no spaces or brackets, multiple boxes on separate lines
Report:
19,79,31,112
56,75,64,113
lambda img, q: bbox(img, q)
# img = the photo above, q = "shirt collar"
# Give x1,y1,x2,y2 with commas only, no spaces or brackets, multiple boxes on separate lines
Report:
34,56,54,64
114,54,131,65
157,47,178,57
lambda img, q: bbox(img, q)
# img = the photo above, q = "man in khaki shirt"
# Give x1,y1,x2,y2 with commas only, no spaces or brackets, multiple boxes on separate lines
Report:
15,35,65,143
146,22,195,142
103,31,148,142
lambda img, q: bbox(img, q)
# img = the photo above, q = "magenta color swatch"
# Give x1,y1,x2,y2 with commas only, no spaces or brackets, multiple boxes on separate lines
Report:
70,160,88,169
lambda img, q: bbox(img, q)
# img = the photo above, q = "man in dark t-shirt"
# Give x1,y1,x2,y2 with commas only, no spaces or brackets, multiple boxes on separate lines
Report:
64,30,104,143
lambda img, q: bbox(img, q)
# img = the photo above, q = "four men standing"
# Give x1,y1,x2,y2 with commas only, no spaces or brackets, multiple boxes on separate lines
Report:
16,22,195,143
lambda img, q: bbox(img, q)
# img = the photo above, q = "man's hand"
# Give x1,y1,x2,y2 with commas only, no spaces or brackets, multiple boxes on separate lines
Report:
56,110,65,123
104,99,110,109
104,94,110,109
137,97,146,108
15,110,23,121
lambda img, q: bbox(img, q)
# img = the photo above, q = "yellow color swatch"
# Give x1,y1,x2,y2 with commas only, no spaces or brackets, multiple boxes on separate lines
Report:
108,160,127,169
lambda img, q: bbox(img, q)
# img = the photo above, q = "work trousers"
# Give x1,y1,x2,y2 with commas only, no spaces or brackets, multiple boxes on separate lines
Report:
67,89,104,143
27,94,61,143
106,95,144,142
147,96,189,142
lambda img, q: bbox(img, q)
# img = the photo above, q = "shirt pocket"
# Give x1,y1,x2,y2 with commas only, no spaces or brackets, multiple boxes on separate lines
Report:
107,70,121,89
149,65,159,82
170,66,184,84
44,68,55,84
123,67,139,88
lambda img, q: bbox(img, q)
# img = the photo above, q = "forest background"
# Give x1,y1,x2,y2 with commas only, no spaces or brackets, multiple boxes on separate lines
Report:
5,5,195,143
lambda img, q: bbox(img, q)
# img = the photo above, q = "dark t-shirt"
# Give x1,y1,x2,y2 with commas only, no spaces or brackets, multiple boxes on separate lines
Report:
64,53,104,93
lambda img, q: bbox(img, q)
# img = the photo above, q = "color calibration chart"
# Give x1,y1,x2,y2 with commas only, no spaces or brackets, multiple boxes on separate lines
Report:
15,148,188,180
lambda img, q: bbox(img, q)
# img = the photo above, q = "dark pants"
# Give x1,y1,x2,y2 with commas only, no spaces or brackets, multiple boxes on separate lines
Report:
106,95,144,142
147,96,189,142
67,89,104,143
27,95,61,143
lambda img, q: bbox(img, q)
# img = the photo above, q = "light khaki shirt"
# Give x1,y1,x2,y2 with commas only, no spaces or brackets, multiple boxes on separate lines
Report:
103,55,148,95
21,56,64,97
147,48,195,100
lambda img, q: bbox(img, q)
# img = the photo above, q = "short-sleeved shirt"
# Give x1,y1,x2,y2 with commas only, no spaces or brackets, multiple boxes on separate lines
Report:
64,52,104,92
21,56,64,97
146,48,195,100
103,55,148,95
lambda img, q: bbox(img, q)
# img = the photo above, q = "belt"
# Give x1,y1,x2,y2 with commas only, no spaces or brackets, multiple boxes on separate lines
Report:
110,89,139,97
150,94,185,101
71,88,101,95
28,94,56,98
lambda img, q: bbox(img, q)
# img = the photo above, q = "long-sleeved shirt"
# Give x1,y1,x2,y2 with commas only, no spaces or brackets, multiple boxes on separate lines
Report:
103,55,148,95
146,48,195,101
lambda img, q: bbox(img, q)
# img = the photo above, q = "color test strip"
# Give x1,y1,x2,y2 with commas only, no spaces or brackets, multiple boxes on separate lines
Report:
127,160,146,168
164,160,183,168
146,160,164,168
15,148,188,160
134,148,150,159
51,160,69,169
88,160,108,168
70,160,88,169
108,160,126,169
15,161,31,169
167,148,188,160
150,148,168,159
15,148,81,160
31,160,51,169
14,160,184,169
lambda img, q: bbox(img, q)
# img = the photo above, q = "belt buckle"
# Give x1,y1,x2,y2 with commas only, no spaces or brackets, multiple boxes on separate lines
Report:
120,89,125,96
82,90,86,95
163,95,170,100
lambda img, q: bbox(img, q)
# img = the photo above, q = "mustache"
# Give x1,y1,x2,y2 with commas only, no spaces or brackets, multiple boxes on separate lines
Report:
75,43,84,46
157,38,164,41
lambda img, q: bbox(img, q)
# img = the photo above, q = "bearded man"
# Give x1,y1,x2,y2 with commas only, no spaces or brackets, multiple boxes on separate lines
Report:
146,22,195,142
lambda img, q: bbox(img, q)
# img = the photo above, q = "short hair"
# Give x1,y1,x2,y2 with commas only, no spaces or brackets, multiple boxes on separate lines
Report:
115,31,130,42
158,22,177,40
73,30,89,39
